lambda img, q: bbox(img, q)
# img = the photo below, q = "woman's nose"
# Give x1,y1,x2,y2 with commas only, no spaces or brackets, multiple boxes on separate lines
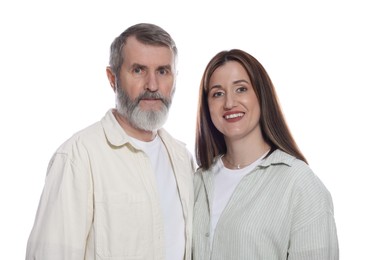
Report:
224,93,236,110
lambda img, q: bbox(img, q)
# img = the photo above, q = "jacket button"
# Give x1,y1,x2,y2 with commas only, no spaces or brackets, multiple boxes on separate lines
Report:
205,232,210,237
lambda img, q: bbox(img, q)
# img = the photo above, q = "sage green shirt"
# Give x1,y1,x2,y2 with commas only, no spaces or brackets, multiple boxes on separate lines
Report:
193,149,338,260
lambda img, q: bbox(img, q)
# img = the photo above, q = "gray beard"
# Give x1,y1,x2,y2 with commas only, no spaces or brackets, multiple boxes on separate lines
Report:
115,84,173,131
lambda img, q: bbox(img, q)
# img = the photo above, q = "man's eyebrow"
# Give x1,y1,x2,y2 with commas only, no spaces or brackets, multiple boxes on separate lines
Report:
130,63,147,69
157,64,172,71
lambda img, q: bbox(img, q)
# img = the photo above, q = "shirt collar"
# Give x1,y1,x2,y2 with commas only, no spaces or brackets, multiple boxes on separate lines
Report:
259,149,294,168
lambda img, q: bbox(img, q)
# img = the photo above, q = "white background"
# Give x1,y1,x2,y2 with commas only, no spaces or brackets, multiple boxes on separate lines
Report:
1,0,367,258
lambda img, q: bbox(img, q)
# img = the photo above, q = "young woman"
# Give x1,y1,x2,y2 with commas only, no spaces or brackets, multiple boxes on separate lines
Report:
193,49,339,259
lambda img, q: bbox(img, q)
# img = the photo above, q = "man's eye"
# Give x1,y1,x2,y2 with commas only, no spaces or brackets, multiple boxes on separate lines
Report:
133,67,143,74
158,68,168,75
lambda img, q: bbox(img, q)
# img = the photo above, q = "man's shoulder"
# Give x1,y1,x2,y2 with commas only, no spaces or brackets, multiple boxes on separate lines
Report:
55,119,104,154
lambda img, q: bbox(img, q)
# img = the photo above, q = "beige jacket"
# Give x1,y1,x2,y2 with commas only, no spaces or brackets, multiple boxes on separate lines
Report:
26,109,195,260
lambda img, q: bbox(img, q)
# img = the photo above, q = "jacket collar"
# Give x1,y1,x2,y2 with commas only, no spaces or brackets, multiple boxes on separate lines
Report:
100,109,187,156
101,109,131,147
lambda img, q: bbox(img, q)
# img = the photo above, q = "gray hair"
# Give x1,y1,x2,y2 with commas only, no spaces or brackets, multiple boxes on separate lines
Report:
108,23,178,76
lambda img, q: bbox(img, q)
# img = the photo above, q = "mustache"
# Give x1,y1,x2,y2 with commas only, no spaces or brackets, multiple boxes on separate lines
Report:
136,91,171,107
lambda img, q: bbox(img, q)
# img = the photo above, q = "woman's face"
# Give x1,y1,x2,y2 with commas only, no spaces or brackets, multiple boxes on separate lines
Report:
207,61,262,141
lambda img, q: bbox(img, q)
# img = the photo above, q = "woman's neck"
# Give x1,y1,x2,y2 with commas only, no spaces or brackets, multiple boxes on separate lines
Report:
224,136,270,168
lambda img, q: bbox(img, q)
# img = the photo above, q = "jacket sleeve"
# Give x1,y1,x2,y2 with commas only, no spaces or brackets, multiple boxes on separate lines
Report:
26,146,93,260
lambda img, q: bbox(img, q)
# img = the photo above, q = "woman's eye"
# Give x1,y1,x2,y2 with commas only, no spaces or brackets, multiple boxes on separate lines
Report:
237,87,247,93
213,92,224,97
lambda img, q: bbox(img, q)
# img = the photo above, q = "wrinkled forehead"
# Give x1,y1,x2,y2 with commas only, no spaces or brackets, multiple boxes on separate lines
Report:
123,37,176,70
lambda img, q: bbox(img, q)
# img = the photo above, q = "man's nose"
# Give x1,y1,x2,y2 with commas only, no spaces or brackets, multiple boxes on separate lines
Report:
144,72,159,92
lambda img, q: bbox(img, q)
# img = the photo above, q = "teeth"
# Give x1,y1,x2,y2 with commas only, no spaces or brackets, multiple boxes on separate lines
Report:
225,113,243,119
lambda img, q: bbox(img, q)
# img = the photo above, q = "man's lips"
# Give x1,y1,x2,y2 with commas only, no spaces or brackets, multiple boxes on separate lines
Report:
140,98,162,102
139,98,164,108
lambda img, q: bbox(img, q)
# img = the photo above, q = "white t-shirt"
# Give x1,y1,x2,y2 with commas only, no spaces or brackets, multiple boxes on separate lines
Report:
211,151,269,246
131,135,185,260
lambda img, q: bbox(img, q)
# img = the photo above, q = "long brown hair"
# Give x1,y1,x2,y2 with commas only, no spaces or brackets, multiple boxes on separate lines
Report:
195,49,307,170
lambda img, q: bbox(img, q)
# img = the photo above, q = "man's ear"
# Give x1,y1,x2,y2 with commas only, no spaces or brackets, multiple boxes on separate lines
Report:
106,67,116,91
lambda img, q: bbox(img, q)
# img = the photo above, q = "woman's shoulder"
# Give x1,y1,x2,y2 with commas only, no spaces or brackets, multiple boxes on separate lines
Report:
265,150,330,193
